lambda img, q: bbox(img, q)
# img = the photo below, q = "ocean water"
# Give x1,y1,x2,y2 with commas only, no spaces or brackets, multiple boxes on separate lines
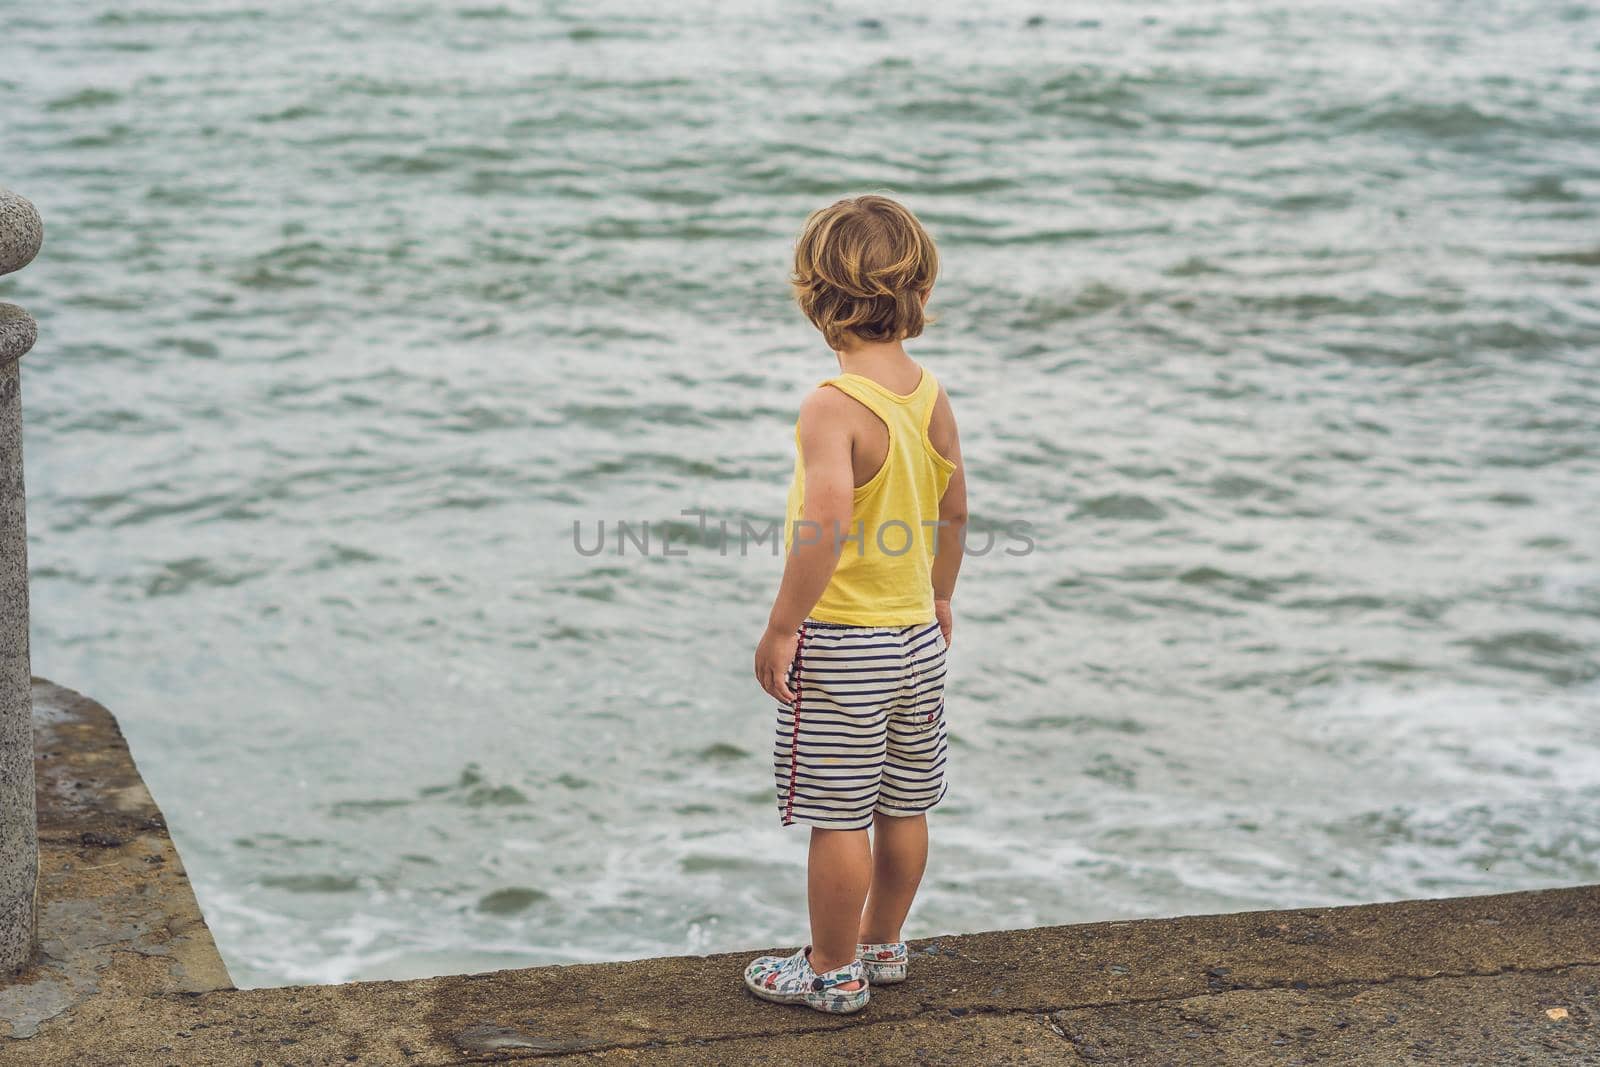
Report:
2,0,1598,987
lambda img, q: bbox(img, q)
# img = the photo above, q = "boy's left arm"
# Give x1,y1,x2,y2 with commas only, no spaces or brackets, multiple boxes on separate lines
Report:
754,389,855,702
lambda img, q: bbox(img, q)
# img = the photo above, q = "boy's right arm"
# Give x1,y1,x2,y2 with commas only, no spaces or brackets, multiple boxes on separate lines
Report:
929,388,967,646
754,388,856,702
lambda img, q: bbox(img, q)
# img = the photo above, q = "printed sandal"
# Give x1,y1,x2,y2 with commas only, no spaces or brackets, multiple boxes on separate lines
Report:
857,941,909,984
743,946,870,1014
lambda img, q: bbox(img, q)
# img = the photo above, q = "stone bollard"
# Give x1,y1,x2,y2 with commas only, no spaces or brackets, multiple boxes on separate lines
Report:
0,187,42,973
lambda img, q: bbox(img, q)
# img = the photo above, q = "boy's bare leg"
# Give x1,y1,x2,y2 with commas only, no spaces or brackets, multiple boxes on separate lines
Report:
807,828,872,978
858,811,928,944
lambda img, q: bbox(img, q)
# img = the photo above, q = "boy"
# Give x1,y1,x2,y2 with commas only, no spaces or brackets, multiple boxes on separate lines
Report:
745,195,967,1015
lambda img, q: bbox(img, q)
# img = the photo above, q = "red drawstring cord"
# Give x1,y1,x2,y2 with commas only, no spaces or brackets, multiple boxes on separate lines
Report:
783,623,806,825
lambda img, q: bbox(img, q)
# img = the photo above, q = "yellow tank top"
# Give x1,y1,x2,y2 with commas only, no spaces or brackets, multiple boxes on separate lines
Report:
784,366,957,626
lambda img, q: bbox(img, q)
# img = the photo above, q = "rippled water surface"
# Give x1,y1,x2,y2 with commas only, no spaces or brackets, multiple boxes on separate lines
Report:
3,0,1599,986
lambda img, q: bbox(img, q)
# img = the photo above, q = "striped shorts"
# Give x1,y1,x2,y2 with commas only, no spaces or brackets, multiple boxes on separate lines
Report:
774,619,950,831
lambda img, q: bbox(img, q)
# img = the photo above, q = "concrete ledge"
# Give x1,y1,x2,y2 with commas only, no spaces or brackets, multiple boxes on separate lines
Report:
10,887,1598,1065
0,680,231,1041
2,681,1596,1065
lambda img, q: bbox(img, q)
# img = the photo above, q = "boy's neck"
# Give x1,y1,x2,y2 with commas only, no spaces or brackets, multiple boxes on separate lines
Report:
834,339,915,378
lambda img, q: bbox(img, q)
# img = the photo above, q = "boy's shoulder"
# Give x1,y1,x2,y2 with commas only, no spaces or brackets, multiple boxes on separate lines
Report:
794,381,884,451
797,381,862,423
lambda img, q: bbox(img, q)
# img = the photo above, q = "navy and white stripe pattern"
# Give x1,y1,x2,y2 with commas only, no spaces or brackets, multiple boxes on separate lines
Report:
774,619,949,830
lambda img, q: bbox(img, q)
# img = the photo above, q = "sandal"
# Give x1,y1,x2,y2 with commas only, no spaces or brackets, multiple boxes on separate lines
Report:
857,941,909,984
743,946,870,1014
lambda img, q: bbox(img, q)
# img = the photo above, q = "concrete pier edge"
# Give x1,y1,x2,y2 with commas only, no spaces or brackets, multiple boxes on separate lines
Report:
1,679,1596,1065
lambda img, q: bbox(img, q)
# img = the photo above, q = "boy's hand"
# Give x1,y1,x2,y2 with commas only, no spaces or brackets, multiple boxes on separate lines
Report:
935,598,954,649
754,624,800,703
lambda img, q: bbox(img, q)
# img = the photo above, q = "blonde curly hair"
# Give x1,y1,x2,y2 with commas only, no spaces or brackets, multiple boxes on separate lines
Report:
790,195,939,351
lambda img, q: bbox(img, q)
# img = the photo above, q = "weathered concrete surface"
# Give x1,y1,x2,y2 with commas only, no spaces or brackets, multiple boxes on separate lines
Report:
1,679,1596,1065
1049,964,1600,1065
10,879,1600,1063
0,681,231,1038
